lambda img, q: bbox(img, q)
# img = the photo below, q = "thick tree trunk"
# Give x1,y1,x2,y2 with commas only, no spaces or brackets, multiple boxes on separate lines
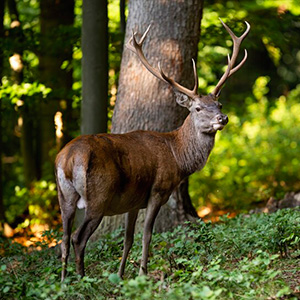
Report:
93,0,203,239
38,0,74,178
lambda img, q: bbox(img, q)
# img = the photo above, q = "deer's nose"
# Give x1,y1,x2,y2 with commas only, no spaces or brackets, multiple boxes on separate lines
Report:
217,114,228,125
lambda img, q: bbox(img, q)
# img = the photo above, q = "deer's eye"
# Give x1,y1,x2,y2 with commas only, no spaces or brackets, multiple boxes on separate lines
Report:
196,107,201,112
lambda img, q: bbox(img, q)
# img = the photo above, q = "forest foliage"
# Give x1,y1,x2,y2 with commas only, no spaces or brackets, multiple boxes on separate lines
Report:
1,208,299,299
0,0,300,228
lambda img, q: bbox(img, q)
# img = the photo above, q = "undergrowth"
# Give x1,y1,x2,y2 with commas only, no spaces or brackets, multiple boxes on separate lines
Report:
1,208,299,299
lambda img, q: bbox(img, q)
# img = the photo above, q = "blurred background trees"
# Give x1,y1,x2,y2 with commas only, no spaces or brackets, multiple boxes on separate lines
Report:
0,0,299,233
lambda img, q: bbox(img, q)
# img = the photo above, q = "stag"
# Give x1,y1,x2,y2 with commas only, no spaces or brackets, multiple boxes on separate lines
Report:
55,19,250,280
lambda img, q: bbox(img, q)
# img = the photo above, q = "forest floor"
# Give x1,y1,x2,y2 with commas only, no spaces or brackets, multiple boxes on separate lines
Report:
0,208,299,299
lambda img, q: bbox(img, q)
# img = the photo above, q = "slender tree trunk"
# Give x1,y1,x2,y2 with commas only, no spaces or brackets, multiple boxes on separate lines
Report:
0,0,5,224
120,0,126,34
81,0,108,135
93,0,203,239
38,0,74,178
75,0,108,228
119,0,126,51
7,0,18,21
20,106,37,186
0,104,3,225
7,0,37,186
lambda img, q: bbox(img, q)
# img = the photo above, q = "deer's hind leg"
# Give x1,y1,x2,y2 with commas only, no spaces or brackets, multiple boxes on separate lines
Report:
71,205,103,277
56,173,79,281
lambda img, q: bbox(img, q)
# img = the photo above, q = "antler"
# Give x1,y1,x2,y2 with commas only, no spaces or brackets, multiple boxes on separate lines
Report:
126,25,199,100
212,19,251,97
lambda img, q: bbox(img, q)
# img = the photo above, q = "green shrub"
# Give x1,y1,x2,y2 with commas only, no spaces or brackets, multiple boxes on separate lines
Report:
190,82,300,210
2,209,299,299
5,180,58,226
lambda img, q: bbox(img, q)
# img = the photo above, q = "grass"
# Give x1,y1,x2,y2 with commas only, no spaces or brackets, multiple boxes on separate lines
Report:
0,208,299,299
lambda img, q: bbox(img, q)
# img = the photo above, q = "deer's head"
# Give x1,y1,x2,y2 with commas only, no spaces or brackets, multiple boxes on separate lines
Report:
127,20,250,134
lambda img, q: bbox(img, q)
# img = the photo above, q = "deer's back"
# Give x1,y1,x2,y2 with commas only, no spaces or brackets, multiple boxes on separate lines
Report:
56,131,182,215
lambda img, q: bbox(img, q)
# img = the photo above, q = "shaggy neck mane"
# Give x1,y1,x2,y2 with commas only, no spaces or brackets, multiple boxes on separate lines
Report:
170,114,216,176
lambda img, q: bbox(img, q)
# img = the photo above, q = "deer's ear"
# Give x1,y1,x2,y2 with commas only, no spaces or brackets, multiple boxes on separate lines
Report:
175,91,193,109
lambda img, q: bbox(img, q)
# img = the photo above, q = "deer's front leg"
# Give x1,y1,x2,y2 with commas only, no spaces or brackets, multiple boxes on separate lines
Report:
139,200,161,276
118,209,139,278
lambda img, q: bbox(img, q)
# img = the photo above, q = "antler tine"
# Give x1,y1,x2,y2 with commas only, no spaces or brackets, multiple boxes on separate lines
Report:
230,49,248,76
127,25,200,100
192,59,199,95
158,60,198,99
139,24,152,45
126,25,152,53
212,55,231,97
125,31,136,53
130,28,165,81
220,19,250,69
212,20,250,97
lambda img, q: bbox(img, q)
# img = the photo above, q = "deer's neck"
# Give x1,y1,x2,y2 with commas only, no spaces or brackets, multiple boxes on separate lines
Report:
170,114,216,176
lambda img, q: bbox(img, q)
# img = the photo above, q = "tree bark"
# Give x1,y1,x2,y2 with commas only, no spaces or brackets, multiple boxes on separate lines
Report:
81,0,108,135
75,0,108,228
38,0,74,178
19,105,37,186
0,0,5,224
93,0,203,239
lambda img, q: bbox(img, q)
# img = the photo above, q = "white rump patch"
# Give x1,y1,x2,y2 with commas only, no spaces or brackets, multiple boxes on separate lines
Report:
73,165,86,198
73,164,87,209
77,198,87,209
57,165,87,209
57,167,74,199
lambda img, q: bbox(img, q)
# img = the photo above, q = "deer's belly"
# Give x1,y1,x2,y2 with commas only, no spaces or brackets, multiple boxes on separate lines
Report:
104,189,150,216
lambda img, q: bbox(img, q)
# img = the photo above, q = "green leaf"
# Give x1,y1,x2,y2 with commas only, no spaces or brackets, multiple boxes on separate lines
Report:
199,286,214,298
1,265,7,272
108,273,121,285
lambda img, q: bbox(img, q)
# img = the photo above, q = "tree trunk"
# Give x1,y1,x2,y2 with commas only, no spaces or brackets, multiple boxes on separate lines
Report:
81,0,108,135
38,0,74,178
120,0,126,34
93,0,203,239
0,0,5,224
19,105,37,186
7,0,38,186
75,0,108,228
